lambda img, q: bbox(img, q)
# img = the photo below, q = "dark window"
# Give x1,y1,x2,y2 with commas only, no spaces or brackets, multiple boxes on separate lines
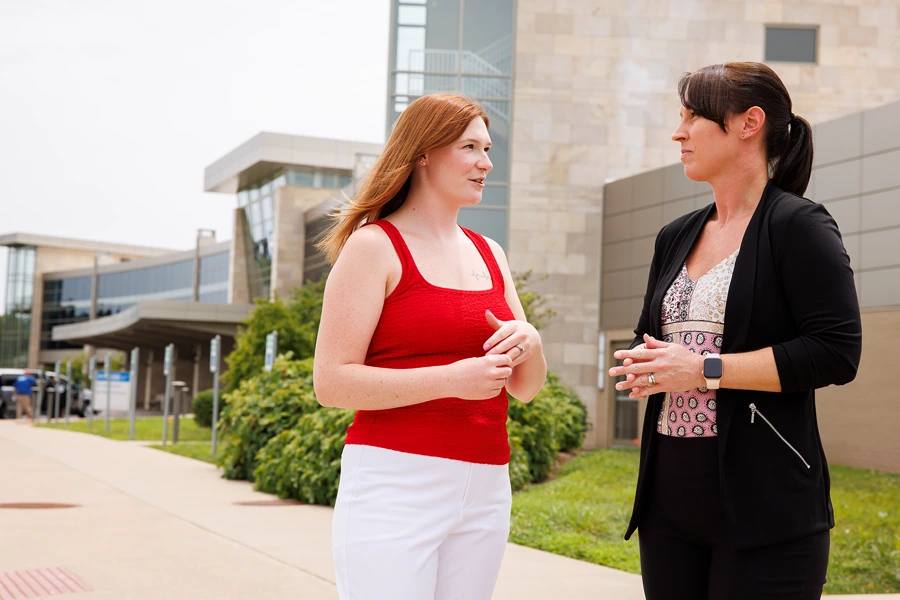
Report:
765,26,817,64
611,341,639,446
40,276,92,351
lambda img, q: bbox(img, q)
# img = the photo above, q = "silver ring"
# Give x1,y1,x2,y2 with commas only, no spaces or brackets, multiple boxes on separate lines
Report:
648,373,657,386
514,344,525,356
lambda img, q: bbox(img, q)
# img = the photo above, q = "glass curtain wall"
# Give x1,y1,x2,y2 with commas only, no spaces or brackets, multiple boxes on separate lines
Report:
236,171,284,300
39,252,230,351
389,0,514,248
41,277,92,351
0,246,36,367
198,251,230,303
97,260,194,317
236,168,352,300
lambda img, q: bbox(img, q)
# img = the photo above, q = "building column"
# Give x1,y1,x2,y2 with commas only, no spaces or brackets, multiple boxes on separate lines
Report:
271,186,332,298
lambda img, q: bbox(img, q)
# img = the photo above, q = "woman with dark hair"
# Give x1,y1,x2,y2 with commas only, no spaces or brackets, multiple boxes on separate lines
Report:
610,62,862,599
314,93,547,599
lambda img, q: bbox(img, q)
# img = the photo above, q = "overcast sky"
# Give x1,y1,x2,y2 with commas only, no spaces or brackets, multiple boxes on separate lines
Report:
0,0,390,313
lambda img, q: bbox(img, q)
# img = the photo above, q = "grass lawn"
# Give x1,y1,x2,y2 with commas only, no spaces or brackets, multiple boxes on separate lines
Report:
38,416,212,442
148,441,217,465
510,449,900,595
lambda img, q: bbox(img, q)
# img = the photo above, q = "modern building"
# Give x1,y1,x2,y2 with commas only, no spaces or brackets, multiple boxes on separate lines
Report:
0,135,381,409
3,1,898,472
202,133,382,298
0,233,173,369
381,0,900,472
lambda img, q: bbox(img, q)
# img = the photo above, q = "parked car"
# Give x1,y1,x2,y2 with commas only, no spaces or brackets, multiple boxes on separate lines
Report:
0,368,92,419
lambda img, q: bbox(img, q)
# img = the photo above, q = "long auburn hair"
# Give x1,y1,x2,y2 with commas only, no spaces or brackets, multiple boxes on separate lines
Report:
678,62,814,196
316,93,489,264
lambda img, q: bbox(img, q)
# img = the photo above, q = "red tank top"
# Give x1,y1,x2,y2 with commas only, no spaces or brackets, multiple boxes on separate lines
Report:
343,220,513,465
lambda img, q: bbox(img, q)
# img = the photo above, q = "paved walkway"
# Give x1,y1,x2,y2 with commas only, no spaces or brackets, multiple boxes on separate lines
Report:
0,421,895,600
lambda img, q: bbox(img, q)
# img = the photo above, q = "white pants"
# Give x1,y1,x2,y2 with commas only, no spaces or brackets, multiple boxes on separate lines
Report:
332,444,512,600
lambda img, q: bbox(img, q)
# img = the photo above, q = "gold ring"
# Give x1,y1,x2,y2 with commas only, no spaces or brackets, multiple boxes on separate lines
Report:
648,373,657,386
515,344,525,356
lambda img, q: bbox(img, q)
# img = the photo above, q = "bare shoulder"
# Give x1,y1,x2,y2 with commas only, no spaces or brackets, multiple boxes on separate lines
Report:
483,236,510,270
336,224,395,267
343,223,393,254
331,224,401,292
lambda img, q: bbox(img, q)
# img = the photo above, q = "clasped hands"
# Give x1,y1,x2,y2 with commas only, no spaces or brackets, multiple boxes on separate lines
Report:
451,310,540,401
608,333,706,399
483,309,538,366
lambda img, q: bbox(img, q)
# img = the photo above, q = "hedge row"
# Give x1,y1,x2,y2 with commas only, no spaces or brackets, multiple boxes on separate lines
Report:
216,356,588,504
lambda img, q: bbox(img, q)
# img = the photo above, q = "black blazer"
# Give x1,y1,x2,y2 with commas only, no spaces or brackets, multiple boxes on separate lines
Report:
624,181,862,550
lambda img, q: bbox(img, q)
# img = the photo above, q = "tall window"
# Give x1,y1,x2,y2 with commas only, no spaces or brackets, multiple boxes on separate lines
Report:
0,246,36,367
389,0,514,248
41,276,92,351
611,341,639,447
236,171,285,300
198,252,230,303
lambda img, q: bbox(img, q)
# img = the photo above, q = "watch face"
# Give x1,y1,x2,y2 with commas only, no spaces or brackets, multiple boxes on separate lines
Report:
704,357,723,379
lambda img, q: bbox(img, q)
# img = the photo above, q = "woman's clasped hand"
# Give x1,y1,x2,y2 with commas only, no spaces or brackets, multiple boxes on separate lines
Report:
608,333,707,399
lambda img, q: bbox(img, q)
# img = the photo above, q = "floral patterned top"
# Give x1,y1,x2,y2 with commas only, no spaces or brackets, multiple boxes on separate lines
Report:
657,249,739,438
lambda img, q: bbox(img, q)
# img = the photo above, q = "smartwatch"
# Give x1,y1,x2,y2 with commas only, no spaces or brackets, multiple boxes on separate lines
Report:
703,354,723,390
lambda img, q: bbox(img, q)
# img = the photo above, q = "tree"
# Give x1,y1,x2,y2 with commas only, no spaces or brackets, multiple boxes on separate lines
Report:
223,276,326,391
513,270,557,331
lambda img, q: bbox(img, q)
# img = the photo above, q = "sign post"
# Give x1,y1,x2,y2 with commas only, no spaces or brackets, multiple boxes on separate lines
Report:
64,359,73,425
88,356,96,430
53,360,62,422
210,335,221,456
104,354,111,433
264,330,278,373
129,347,140,441
162,344,175,445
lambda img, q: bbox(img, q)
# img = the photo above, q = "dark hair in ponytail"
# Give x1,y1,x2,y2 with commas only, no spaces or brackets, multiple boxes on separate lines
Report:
677,62,814,196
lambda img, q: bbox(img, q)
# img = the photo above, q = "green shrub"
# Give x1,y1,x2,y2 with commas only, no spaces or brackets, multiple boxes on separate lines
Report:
191,389,215,428
223,277,326,392
508,372,588,484
507,419,532,492
253,407,356,505
216,354,319,481
539,373,588,452
508,392,560,483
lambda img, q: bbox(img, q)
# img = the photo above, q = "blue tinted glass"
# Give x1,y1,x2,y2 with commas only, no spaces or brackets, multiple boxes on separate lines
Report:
479,185,507,207
457,207,507,249
200,251,230,285
287,170,314,187
462,0,513,74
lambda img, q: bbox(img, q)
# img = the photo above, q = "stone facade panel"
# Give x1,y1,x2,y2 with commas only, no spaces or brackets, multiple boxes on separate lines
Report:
510,0,900,450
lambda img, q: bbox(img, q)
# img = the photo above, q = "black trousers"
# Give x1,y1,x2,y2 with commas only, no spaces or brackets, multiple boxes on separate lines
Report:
638,433,829,600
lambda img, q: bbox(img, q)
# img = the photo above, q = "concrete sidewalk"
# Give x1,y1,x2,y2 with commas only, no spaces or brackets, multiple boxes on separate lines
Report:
0,421,895,600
